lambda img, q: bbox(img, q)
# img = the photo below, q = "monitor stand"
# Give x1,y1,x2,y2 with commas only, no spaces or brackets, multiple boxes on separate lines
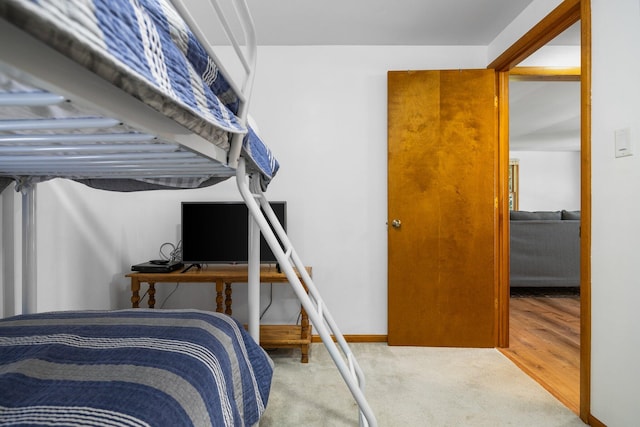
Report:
180,263,201,273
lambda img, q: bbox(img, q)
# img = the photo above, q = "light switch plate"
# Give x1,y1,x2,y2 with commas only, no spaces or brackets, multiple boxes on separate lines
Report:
615,128,633,158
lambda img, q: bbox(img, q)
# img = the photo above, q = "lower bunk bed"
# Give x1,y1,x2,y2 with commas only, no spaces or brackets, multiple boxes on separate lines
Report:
0,0,377,425
0,309,273,426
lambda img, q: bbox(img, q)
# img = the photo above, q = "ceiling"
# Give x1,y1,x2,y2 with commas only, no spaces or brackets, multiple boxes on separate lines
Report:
234,0,582,152
510,80,581,152
244,0,535,46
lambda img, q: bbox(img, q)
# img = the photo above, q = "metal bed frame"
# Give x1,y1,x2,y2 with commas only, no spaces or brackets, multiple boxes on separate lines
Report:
0,1,377,425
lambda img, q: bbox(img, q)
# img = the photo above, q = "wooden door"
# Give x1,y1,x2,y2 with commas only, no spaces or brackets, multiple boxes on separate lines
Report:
387,69,498,347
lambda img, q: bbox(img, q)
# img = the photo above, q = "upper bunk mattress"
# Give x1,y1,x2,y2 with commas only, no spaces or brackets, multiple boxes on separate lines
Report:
1,0,244,139
0,0,279,190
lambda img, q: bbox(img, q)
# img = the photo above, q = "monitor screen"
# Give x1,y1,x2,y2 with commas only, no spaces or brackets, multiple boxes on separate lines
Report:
181,201,286,265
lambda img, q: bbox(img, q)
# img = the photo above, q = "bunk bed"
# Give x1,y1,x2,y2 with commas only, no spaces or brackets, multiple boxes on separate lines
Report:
0,0,377,426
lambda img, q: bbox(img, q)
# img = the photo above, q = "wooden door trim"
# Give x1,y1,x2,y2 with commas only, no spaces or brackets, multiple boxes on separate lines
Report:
490,0,591,423
488,0,581,71
579,0,592,422
496,70,510,352
510,66,581,81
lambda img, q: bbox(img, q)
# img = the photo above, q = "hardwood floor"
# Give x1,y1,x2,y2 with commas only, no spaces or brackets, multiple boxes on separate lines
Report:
499,290,580,414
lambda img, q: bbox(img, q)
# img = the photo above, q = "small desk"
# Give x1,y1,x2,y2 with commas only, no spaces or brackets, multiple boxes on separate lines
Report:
125,265,312,362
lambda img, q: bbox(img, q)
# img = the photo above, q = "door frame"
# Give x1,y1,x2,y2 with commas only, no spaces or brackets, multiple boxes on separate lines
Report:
488,0,591,423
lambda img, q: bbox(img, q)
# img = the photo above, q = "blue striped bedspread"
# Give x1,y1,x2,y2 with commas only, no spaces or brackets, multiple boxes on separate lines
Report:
0,309,274,426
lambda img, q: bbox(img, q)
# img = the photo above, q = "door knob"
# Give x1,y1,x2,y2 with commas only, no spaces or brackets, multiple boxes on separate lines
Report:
391,219,402,228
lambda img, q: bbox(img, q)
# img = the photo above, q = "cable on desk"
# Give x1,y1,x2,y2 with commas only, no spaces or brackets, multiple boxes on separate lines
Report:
159,241,182,262
260,283,274,319
138,289,149,305
159,283,180,308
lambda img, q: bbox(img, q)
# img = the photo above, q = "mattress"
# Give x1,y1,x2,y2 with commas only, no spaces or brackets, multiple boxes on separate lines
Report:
0,0,279,190
1,0,244,137
0,309,274,426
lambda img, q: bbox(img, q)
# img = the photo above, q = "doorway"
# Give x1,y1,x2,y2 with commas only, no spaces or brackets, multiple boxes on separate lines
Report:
504,64,582,415
489,0,591,422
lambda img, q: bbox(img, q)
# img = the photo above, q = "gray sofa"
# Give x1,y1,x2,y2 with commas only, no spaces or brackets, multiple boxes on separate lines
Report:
510,210,580,288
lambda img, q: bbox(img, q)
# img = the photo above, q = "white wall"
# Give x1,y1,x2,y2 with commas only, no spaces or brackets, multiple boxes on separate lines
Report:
590,0,640,425
0,46,488,334
511,151,580,211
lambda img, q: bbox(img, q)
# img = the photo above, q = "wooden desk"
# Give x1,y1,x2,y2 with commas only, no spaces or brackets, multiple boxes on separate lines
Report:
125,265,312,362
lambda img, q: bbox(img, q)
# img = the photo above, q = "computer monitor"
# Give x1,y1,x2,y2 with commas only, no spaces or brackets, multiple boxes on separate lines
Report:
181,201,286,265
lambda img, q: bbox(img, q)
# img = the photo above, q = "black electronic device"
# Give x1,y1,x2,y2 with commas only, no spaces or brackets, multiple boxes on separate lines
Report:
131,260,184,273
181,201,286,265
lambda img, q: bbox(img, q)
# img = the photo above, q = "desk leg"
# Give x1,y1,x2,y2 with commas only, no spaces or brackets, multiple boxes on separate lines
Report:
148,282,156,308
215,279,223,313
300,282,310,363
301,307,310,363
225,282,232,315
131,278,141,308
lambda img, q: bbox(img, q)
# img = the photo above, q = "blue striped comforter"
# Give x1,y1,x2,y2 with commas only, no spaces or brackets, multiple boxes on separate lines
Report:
0,309,273,426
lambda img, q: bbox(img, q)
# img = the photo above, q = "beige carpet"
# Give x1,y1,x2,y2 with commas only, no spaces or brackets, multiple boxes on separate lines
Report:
259,343,586,427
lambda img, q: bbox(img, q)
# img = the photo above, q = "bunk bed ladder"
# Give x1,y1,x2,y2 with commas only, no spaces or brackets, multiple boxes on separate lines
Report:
236,159,377,427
